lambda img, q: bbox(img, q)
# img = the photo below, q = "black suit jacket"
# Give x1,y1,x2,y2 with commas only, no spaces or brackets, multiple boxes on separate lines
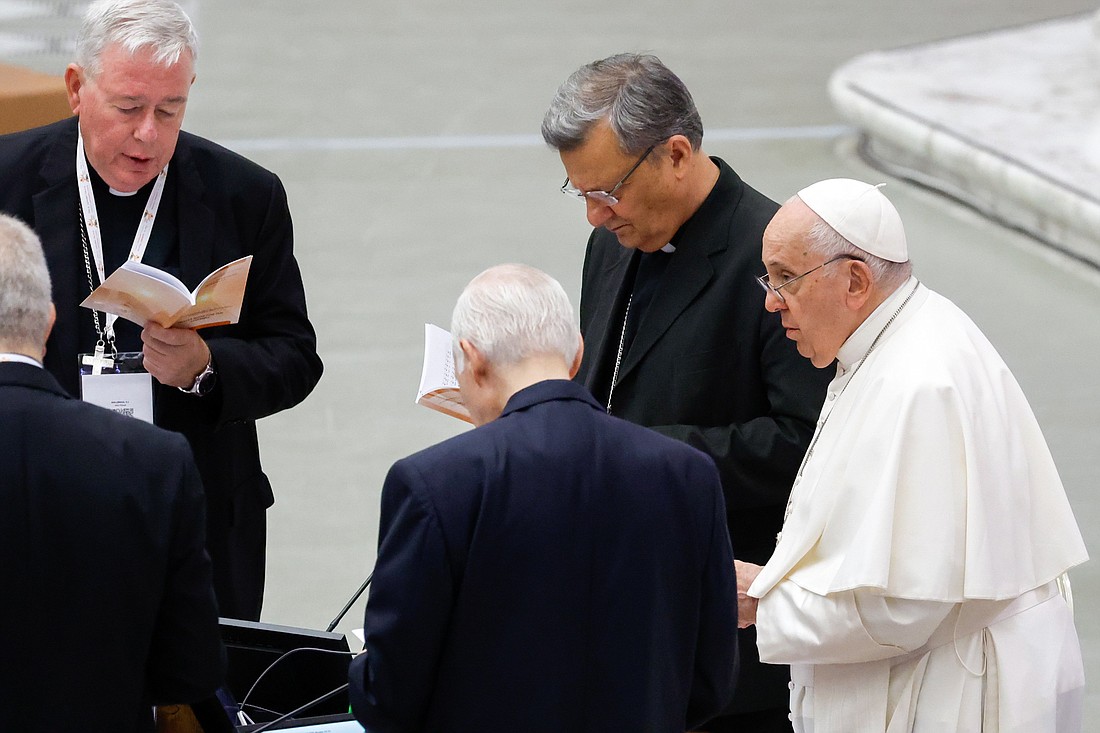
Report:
577,158,832,713
0,361,226,733
0,117,323,618
349,380,739,733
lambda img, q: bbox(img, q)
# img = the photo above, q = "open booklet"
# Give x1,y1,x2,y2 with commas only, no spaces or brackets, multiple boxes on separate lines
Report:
415,323,473,424
79,255,252,329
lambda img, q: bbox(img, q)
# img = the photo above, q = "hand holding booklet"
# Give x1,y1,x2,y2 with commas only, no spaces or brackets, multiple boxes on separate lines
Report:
416,323,473,424
80,255,252,329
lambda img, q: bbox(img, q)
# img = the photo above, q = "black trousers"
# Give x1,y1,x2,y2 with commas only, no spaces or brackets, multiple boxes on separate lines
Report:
206,499,267,622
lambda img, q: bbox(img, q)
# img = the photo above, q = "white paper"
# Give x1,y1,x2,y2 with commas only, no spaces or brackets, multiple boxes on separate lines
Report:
415,323,472,423
80,372,154,423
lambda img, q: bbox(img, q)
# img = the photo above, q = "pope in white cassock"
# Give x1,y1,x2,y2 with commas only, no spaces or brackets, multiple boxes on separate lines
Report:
737,178,1088,733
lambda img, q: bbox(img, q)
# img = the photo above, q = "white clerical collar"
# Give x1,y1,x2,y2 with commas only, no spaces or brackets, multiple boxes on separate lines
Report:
835,276,920,370
109,186,139,197
660,243,676,253
0,352,43,367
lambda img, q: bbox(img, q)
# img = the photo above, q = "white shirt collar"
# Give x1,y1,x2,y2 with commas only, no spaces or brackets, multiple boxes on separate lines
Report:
0,353,43,367
835,276,919,371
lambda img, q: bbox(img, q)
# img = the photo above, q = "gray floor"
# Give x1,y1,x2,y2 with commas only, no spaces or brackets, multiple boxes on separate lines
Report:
5,0,1099,723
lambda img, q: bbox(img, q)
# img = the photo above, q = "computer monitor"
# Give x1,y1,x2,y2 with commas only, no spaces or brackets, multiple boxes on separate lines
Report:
218,618,352,725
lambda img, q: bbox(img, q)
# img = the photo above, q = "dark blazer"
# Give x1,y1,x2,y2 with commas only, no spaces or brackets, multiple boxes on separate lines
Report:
348,380,739,733
577,158,832,713
0,117,324,619
0,361,226,733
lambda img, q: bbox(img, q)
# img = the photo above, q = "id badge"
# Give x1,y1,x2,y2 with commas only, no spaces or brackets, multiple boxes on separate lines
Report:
78,351,154,423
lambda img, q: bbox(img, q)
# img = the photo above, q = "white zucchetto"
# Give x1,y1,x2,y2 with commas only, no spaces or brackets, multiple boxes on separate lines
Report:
797,178,909,263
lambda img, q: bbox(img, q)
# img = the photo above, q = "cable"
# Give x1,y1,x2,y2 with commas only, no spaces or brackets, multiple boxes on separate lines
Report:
247,683,351,733
239,703,281,718
327,571,373,632
238,646,355,713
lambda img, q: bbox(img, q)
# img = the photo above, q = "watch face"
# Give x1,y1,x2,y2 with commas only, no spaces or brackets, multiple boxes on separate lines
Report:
196,368,216,396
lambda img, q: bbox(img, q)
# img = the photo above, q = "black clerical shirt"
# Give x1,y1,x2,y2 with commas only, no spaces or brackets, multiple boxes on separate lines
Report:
81,165,180,354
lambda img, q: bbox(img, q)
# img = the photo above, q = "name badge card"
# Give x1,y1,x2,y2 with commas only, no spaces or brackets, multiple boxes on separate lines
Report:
78,351,153,423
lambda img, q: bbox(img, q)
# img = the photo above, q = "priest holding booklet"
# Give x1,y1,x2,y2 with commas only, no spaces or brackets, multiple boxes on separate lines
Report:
736,179,1088,733
0,0,322,622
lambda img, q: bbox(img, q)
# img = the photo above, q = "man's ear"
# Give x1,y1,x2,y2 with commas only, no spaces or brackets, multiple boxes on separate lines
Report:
666,134,695,178
459,339,489,384
844,259,876,311
64,64,85,115
568,336,584,379
45,303,56,342
12,304,58,362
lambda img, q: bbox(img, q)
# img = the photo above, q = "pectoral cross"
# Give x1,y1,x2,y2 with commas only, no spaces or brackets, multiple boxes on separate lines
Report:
82,344,114,375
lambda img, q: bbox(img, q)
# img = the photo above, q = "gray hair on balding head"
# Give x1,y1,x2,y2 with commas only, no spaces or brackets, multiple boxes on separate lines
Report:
451,264,580,372
806,218,913,289
76,0,198,77
541,53,703,156
0,215,52,351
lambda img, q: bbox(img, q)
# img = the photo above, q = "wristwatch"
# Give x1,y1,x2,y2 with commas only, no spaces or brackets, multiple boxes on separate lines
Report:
179,357,217,396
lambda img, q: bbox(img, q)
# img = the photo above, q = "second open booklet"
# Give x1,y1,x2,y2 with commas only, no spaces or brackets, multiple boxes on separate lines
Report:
416,324,473,424
80,255,252,330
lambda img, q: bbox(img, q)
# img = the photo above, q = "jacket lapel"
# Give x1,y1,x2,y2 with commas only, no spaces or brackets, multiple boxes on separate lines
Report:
581,244,635,391
34,120,84,375
171,135,215,287
614,158,740,383
617,249,713,380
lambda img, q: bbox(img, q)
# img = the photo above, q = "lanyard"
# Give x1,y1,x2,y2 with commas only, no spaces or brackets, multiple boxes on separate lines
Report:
75,129,169,346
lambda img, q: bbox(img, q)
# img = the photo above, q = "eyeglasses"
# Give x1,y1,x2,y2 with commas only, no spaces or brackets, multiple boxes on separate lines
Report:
756,255,863,304
560,143,657,207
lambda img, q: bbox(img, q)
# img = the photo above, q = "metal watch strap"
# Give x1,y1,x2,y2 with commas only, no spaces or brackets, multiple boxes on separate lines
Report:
179,357,215,395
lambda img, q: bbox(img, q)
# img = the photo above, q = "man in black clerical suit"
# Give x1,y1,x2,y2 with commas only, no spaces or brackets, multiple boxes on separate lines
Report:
0,0,323,621
542,54,833,732
0,213,226,732
350,264,739,732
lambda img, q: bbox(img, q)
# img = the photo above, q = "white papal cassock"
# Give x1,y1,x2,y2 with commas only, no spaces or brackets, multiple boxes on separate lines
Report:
748,278,1088,733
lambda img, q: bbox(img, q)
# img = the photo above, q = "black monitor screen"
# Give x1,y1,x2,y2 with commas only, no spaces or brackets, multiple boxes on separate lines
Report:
218,618,352,725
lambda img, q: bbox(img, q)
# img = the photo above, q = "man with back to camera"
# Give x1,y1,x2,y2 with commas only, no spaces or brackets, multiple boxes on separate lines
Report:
0,0,323,622
0,213,226,733
348,263,740,732
737,178,1087,732
542,53,832,731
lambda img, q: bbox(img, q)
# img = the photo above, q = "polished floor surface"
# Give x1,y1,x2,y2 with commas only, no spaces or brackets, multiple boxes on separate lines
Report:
3,0,1098,721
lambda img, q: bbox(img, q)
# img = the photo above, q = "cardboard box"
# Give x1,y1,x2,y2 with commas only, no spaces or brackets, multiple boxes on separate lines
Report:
0,63,72,135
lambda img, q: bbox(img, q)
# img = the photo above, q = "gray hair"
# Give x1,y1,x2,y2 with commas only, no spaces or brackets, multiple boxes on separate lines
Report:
76,0,198,77
452,264,580,372
0,215,53,351
806,219,913,289
541,53,703,155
